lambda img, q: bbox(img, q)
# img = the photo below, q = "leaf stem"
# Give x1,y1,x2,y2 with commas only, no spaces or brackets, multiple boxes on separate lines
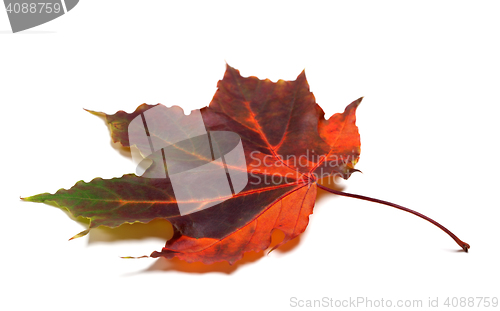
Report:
316,183,470,252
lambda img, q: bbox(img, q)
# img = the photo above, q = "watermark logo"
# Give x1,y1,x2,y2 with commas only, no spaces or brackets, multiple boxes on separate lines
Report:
3,0,79,33
127,106,357,216
128,106,248,216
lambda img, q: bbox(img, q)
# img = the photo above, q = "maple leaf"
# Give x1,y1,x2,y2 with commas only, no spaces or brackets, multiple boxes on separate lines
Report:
22,65,469,265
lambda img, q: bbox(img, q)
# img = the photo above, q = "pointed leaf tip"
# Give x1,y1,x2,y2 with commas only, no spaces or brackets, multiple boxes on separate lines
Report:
83,108,105,117
343,96,363,113
69,229,90,241
20,193,50,202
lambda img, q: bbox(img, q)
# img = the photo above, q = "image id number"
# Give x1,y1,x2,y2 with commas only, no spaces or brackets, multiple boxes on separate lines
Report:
6,2,61,14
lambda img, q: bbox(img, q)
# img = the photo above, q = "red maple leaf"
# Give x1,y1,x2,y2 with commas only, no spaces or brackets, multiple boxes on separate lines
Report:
22,65,469,264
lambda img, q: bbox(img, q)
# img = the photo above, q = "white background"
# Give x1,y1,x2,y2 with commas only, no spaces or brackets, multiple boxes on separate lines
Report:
1,1,499,310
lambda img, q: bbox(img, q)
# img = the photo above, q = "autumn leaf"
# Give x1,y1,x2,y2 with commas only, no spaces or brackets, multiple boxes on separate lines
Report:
22,65,469,265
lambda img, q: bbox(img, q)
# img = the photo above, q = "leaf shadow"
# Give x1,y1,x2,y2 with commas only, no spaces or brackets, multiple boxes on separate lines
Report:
28,200,91,233
87,219,174,243
110,141,134,162
82,216,301,274
128,229,302,275
444,248,469,253
315,174,347,203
